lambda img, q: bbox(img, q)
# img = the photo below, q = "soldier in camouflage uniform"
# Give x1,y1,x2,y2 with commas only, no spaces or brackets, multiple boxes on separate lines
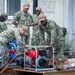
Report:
0,13,8,33
12,3,33,45
0,26,28,67
30,7,45,45
38,14,64,63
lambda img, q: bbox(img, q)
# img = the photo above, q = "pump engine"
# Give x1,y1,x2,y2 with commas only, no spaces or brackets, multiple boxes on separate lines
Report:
26,49,47,68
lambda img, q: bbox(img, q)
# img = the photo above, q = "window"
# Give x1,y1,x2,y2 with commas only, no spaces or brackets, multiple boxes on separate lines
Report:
5,0,21,18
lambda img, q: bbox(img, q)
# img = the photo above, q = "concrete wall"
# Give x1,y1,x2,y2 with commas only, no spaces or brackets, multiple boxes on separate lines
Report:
38,0,64,27
0,0,5,14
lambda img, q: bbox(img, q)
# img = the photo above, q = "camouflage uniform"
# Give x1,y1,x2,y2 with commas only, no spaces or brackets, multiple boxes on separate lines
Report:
0,22,7,33
55,25,64,62
12,10,32,45
39,19,64,62
31,14,45,45
0,28,24,67
0,13,8,33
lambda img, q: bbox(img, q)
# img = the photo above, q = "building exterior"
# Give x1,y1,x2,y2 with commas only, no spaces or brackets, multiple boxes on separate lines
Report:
0,0,75,55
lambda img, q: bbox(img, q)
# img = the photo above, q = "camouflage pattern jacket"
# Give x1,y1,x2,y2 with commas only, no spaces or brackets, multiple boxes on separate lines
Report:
13,11,32,28
0,27,25,52
13,11,33,45
39,19,63,46
31,14,45,45
0,22,7,33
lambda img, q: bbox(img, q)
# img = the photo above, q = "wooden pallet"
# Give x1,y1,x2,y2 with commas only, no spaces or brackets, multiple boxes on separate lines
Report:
13,68,75,75
0,66,22,75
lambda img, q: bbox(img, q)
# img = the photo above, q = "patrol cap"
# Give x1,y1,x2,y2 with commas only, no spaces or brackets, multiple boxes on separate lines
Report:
38,14,46,21
21,26,28,32
23,3,30,8
36,7,41,11
1,13,8,19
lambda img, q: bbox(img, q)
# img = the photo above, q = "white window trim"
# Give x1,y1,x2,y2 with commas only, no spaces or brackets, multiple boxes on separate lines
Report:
5,0,13,19
5,0,21,19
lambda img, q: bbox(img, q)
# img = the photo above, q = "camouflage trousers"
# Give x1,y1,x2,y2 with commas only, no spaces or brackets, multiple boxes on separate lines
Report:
46,46,64,62
0,38,9,67
55,38,64,62
56,48,64,62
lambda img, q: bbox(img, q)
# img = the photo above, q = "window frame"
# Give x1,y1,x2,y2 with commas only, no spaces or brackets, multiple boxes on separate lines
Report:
5,0,21,19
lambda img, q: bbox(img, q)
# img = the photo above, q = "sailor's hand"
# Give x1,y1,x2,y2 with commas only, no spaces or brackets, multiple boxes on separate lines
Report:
25,45,29,48
41,43,45,45
49,44,53,48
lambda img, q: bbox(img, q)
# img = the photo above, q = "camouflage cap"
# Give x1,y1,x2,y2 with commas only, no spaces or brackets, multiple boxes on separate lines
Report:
1,13,8,19
38,14,46,21
21,26,28,32
36,7,41,11
23,3,30,8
